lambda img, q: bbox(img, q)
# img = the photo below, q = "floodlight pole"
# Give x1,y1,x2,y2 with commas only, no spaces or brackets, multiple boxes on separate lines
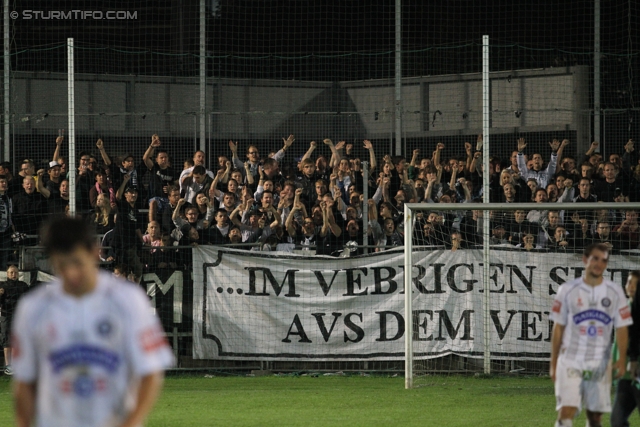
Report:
482,35,491,375
67,38,76,216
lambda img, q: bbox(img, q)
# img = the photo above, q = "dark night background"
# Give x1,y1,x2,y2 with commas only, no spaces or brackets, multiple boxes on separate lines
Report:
7,0,639,110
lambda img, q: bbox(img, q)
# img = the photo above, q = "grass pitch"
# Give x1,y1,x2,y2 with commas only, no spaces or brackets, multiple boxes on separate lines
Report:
0,373,623,426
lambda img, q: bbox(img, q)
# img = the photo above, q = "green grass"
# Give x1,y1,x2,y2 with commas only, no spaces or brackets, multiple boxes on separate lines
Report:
0,373,625,426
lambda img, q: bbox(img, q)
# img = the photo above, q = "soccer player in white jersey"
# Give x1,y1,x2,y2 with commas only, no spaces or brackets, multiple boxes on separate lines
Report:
11,217,174,427
550,242,632,427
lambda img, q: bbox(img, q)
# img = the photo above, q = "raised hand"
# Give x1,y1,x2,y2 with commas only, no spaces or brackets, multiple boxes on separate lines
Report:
229,140,238,153
464,142,472,153
364,140,373,150
476,134,483,151
323,138,333,146
295,188,303,197
560,139,570,149
310,141,317,149
549,139,561,152
346,143,353,153
96,139,104,150
226,160,232,170
151,134,161,147
244,161,251,170
56,136,64,146
177,198,186,206
436,142,445,151
283,134,295,148
335,140,346,151
625,139,635,153
590,141,599,151
517,138,527,152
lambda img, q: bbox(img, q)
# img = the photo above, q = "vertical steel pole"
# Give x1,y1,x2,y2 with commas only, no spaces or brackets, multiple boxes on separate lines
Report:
394,0,402,156
362,161,369,254
3,0,10,161
199,0,206,153
593,0,601,148
404,203,414,389
482,35,491,375
67,38,76,216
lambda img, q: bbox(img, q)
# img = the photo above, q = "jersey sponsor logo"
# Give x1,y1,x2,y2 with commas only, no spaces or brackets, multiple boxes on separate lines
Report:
140,325,168,353
552,300,562,313
49,344,121,373
620,306,631,320
572,309,612,325
601,297,611,308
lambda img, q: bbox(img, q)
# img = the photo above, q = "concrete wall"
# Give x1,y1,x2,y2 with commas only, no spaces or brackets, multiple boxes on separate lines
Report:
6,66,589,152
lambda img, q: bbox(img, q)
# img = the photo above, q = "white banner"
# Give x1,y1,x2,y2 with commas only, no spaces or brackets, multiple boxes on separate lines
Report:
192,247,638,361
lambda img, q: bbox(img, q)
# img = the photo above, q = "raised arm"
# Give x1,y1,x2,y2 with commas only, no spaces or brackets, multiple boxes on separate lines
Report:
96,139,112,166
516,137,528,173
465,141,473,172
53,135,63,162
272,134,294,162
143,134,161,170
116,173,132,200
556,139,569,166
363,140,377,172
172,198,186,222
208,169,225,200
268,205,282,229
36,170,50,198
301,141,317,165
324,139,341,170
448,164,458,189
433,142,444,169
409,148,419,168
229,140,244,171
243,162,254,185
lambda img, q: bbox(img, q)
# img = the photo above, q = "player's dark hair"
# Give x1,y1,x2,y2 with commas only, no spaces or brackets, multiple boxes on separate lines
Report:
192,165,206,176
42,217,96,255
583,242,610,258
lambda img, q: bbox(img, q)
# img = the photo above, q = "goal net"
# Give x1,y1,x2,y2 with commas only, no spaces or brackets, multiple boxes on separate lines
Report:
404,201,640,388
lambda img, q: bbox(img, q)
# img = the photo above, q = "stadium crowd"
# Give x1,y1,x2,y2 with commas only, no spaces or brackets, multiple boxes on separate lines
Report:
0,134,639,281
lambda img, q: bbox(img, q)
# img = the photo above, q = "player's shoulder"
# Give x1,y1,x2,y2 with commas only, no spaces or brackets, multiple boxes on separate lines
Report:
99,271,150,311
15,280,59,315
602,279,626,295
557,277,582,294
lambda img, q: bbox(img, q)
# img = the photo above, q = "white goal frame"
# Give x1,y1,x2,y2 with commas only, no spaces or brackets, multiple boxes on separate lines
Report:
403,201,640,389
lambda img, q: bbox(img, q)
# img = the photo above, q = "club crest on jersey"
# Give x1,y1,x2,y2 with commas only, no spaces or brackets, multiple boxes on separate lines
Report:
97,319,113,338
73,374,95,398
552,300,562,313
573,309,612,325
601,298,611,308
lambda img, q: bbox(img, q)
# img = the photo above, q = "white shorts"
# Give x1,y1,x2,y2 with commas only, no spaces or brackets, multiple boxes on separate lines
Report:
554,355,612,413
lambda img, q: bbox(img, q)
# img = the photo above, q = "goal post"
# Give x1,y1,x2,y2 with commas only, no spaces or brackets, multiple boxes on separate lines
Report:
404,201,640,389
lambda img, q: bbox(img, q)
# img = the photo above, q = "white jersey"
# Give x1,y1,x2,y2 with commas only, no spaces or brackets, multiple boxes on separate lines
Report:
11,271,175,427
550,277,632,368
